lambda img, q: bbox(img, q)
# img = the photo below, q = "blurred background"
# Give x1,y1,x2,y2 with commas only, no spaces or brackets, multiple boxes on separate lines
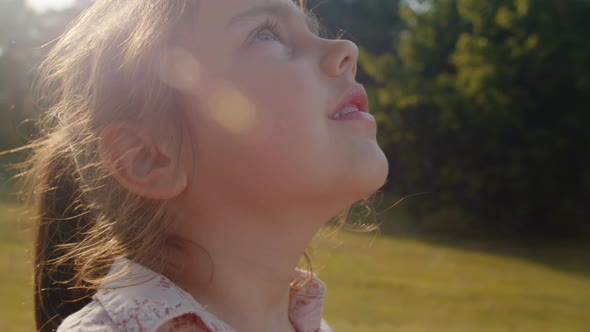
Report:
1,0,589,331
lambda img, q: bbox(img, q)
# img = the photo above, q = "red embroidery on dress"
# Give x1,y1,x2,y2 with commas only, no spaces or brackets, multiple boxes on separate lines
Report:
158,276,173,289
168,314,211,332
112,298,188,331
296,299,308,306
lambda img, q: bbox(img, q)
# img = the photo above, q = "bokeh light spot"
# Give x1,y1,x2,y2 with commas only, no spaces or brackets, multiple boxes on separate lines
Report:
158,47,201,92
208,87,259,137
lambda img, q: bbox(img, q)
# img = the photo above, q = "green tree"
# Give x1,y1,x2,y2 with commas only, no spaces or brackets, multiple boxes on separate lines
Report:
308,0,404,52
363,0,590,234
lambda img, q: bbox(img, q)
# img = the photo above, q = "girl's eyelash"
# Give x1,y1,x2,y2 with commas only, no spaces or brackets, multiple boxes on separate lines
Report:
253,18,283,42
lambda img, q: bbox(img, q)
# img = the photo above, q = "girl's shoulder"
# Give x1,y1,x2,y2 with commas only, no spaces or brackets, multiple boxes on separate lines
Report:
57,259,234,332
58,302,210,332
58,299,117,332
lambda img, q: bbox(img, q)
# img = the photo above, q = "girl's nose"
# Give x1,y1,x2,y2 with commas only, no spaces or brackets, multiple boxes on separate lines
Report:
320,39,359,79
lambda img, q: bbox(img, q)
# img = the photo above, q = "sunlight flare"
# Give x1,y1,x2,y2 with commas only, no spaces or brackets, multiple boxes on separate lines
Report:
158,47,201,92
207,86,266,141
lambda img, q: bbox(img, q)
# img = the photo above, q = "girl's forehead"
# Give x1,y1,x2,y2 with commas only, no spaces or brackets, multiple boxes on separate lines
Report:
196,0,315,33
199,0,304,22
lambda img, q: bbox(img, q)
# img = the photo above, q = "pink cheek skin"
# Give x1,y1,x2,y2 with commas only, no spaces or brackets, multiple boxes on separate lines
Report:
256,73,325,153
249,42,283,53
182,97,317,201
206,68,327,193
233,58,322,134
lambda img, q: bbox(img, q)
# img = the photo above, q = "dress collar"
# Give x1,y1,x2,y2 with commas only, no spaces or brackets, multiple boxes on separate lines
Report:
95,259,327,332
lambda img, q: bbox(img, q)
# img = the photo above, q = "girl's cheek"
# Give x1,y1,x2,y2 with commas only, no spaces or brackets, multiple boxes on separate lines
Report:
241,43,291,61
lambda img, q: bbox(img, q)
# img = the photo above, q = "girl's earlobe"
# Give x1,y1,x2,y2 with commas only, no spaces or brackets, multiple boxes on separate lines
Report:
98,123,188,200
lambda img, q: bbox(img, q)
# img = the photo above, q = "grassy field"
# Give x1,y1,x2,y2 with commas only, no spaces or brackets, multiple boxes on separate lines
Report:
1,202,590,332
0,204,34,332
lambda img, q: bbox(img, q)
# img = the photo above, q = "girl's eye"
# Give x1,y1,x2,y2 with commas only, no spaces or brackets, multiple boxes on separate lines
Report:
251,19,283,44
253,30,279,43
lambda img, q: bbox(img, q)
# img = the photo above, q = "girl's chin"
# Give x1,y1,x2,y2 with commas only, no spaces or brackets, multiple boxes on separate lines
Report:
334,165,390,208
352,150,389,193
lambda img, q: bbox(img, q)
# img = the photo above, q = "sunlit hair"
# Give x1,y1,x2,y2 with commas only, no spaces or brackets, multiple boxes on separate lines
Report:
23,1,211,330
20,0,372,331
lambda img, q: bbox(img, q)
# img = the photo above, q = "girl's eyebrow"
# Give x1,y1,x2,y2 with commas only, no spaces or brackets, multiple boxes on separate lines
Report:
226,3,320,35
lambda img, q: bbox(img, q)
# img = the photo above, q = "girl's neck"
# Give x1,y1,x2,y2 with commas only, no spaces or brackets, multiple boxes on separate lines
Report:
165,200,333,332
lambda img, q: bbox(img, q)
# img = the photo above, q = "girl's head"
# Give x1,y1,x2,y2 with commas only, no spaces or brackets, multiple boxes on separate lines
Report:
28,0,388,330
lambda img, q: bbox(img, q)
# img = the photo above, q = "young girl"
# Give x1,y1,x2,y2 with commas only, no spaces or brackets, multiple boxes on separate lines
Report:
28,0,388,331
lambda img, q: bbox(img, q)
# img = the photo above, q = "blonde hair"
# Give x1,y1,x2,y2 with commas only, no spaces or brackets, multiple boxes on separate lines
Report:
26,1,200,330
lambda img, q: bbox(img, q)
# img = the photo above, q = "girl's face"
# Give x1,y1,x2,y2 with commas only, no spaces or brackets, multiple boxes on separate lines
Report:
177,0,388,213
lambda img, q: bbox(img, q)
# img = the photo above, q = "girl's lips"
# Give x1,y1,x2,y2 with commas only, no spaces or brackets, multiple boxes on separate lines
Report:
330,84,376,125
333,110,376,123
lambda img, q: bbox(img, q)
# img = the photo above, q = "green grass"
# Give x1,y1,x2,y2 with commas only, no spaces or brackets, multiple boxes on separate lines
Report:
0,203,34,332
315,229,590,332
1,202,590,331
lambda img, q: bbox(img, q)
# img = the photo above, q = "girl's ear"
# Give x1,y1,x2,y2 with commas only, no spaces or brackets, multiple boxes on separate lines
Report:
98,123,188,200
